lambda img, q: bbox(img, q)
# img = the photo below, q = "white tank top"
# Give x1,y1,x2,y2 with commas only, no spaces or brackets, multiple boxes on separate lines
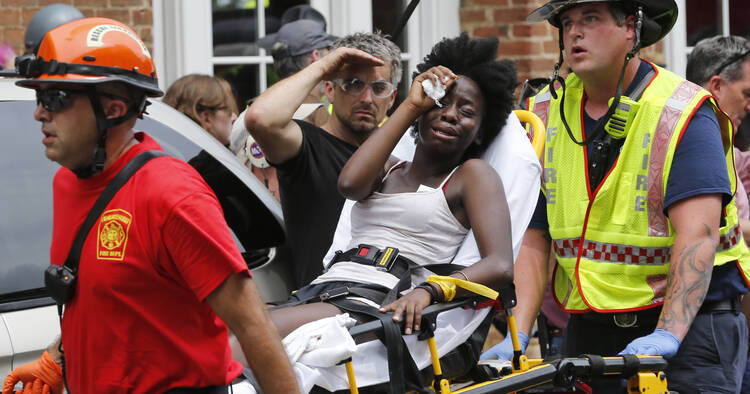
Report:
313,162,469,289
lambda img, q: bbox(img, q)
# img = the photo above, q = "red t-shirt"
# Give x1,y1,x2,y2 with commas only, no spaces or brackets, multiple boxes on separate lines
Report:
50,133,248,393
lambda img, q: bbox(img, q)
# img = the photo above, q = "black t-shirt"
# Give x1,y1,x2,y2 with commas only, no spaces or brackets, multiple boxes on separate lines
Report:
273,120,357,288
188,150,283,250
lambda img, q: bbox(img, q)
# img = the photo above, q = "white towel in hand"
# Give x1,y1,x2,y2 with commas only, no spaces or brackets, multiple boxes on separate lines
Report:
283,313,358,367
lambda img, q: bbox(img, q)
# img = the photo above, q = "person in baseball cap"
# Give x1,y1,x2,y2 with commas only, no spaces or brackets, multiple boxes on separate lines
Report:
231,16,337,197
258,19,337,78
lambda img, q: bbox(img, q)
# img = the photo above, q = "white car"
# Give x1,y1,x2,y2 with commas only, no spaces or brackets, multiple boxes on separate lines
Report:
0,78,293,379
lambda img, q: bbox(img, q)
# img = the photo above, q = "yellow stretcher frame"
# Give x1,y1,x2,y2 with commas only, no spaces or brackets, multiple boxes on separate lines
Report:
343,293,669,394
514,109,546,160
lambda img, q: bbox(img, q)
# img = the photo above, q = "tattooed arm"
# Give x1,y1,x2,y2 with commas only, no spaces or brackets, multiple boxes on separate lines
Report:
658,193,722,340
620,193,722,358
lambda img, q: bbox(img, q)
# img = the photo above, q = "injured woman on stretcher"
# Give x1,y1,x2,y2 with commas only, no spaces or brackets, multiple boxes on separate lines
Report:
236,34,539,392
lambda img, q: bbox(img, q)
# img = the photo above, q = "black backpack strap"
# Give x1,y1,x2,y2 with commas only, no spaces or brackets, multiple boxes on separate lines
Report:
62,150,168,272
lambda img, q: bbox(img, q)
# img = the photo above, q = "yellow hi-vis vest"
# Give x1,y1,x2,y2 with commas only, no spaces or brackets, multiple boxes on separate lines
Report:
527,63,750,312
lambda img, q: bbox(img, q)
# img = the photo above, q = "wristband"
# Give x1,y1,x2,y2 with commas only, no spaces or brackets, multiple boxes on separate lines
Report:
415,282,438,303
427,276,457,301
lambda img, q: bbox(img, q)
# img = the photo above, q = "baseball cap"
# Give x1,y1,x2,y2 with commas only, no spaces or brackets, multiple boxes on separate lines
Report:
280,5,327,28
258,19,336,58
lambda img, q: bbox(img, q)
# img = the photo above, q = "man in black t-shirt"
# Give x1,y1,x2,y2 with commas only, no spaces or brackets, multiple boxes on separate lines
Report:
245,32,402,289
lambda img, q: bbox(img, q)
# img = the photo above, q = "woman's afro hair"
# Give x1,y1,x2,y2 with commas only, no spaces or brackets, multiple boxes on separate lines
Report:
414,32,518,161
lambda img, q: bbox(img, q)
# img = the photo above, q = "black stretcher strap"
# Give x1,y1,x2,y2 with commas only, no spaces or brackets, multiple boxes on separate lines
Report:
620,354,641,378
269,282,392,310
329,298,429,394
580,354,605,377
377,261,467,307
328,246,464,307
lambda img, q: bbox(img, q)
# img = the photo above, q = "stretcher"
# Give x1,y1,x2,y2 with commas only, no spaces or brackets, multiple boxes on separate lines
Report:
309,110,669,393
340,288,669,394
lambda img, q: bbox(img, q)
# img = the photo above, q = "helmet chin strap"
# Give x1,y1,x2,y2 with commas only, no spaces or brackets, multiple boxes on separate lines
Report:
551,5,644,146
72,86,145,178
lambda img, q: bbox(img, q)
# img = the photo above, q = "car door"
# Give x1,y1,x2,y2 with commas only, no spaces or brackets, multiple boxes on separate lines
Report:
0,318,13,379
0,79,292,377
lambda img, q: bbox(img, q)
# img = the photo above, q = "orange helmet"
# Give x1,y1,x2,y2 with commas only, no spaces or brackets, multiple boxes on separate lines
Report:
16,17,162,97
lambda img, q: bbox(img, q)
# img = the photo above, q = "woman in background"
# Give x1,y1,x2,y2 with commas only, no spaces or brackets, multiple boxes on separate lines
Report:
162,74,264,248
165,73,281,200
163,74,238,146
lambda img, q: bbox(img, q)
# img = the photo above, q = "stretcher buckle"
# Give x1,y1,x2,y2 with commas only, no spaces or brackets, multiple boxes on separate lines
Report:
318,286,350,301
351,244,400,272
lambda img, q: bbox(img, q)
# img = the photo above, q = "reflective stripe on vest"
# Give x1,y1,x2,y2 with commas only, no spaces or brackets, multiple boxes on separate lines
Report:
647,81,704,237
553,223,742,265
531,91,551,133
530,91,552,183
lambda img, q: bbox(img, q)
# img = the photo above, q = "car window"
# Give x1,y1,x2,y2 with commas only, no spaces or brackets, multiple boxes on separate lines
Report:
0,101,57,296
0,99,285,306
135,115,285,251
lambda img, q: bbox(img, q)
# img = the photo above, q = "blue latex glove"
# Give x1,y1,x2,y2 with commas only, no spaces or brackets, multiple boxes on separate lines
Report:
480,331,529,361
618,329,681,359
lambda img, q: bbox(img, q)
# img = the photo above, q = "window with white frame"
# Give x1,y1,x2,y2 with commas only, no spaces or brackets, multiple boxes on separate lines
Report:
153,0,459,109
210,0,432,108
665,0,750,77
212,0,311,107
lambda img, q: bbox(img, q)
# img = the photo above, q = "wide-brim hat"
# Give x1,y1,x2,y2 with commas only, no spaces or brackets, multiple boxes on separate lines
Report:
527,0,678,48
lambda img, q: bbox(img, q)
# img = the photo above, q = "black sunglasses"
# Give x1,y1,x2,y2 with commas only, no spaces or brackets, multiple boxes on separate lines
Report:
35,88,83,112
714,49,750,78
36,88,132,113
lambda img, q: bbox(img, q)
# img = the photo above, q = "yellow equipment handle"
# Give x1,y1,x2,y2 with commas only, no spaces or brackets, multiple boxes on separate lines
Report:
514,109,546,160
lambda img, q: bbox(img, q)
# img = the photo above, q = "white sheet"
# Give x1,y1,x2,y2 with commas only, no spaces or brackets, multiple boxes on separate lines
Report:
283,313,358,367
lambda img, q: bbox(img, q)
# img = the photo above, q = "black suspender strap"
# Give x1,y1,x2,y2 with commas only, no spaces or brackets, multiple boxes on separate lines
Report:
45,150,168,306
66,150,168,273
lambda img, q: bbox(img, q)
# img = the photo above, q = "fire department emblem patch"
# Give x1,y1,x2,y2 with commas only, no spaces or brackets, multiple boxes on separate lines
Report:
97,209,132,261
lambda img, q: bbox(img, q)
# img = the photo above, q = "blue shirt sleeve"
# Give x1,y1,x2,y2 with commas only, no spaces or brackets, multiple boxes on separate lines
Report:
662,103,732,214
529,191,549,230
662,103,744,300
